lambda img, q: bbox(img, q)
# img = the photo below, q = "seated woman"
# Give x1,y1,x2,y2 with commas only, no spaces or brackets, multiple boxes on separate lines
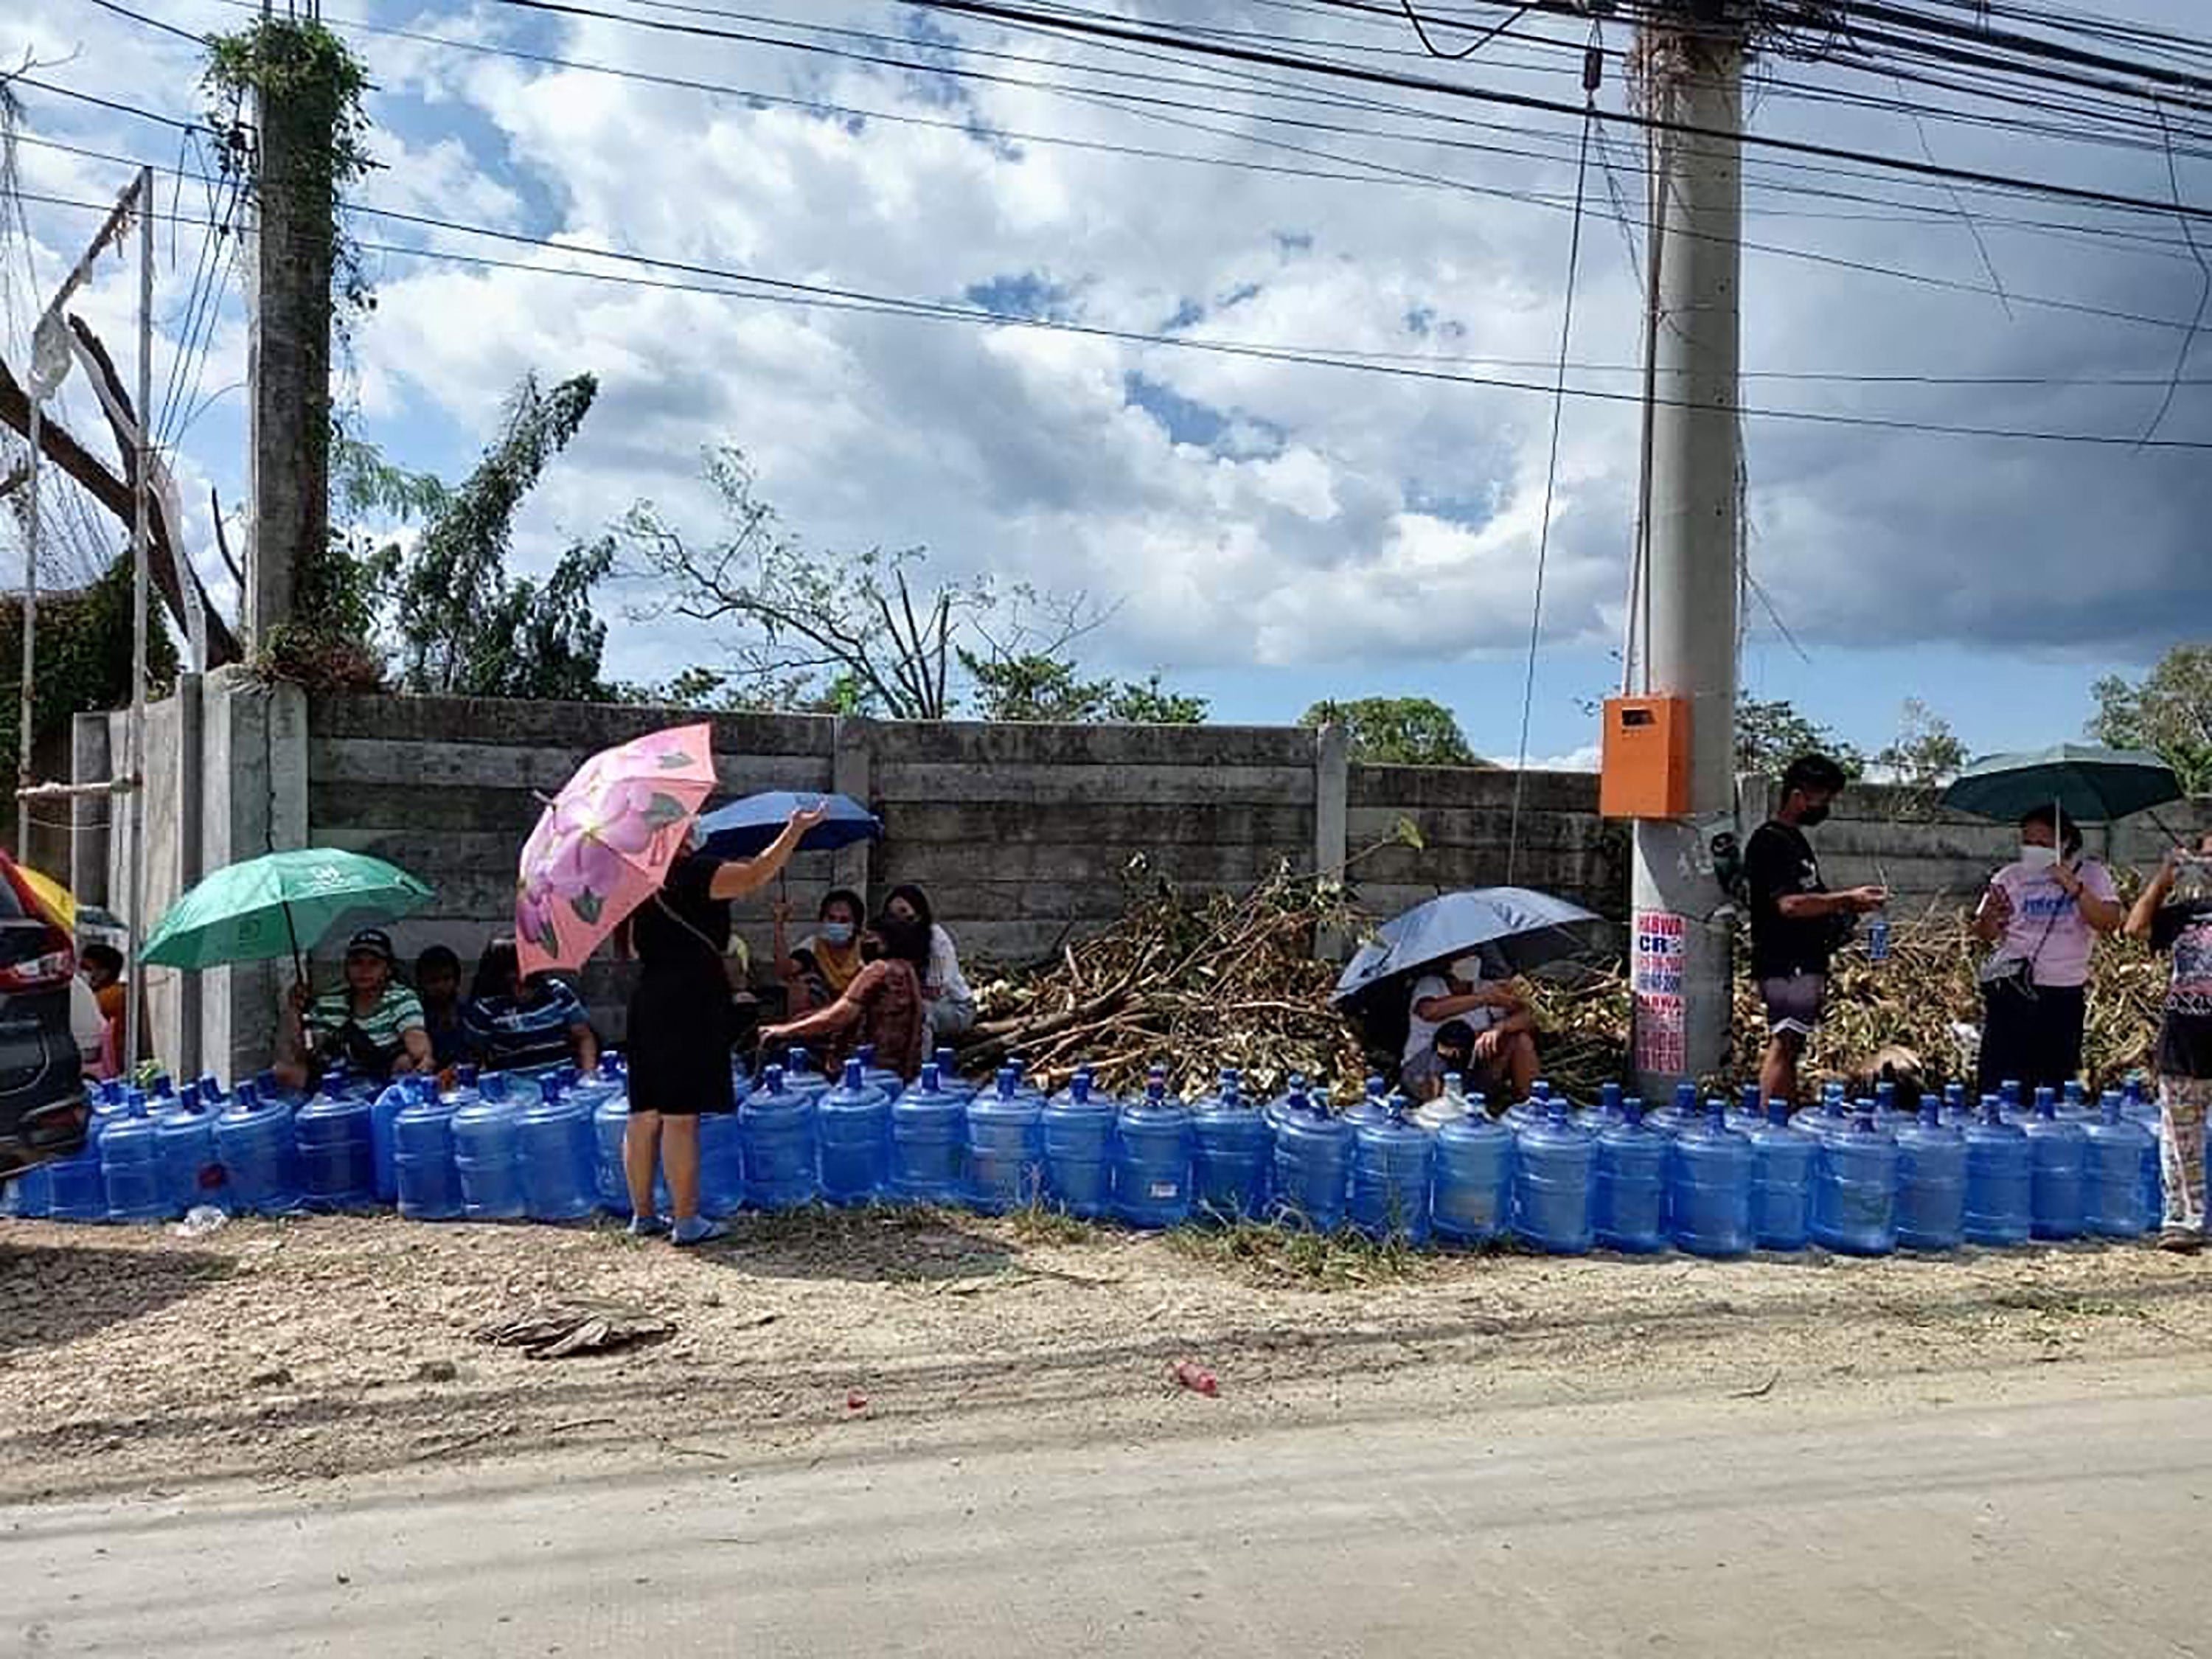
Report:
462,936,599,1076
757,909,931,1082
1402,952,1539,1102
414,944,471,1071
773,888,869,1017
275,928,431,1090
883,883,975,1054
1400,1019,1478,1104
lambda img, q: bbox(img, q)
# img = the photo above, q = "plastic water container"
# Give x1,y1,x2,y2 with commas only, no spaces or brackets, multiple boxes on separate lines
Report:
1270,1089,1352,1232
697,1109,744,1219
394,1080,462,1222
1349,1102,1433,1245
4,1163,52,1217
1794,1084,1852,1143
2121,1075,2162,1225
1431,1097,1513,1246
1749,1099,1815,1252
451,1092,525,1221
515,1078,597,1222
100,1097,170,1223
1263,1073,1310,1133
1505,1078,1560,1134
295,1079,376,1210
1042,1071,1117,1219
1669,1101,1754,1259
2078,1090,2150,1239
588,1082,675,1217
1345,1075,1393,1133
369,1081,411,1206
818,1057,892,1206
1963,1096,2032,1248
1648,1081,1702,1140
1812,1106,1899,1256
1513,1099,1596,1255
852,1044,906,1103
1581,1081,1628,1133
215,1083,305,1216
931,1048,979,1104
156,1091,226,1215
1998,1079,2027,1124
741,1064,819,1211
1893,1101,1967,1253
1192,1079,1273,1223
891,1062,967,1205
2025,1092,2087,1241
1724,1082,1766,1137
1412,1072,1473,1133
779,1047,832,1107
1938,1081,1972,1128
88,1079,135,1150
1113,1070,1194,1230
44,1144,105,1222
1593,1099,1669,1254
2059,1079,2090,1120
964,1068,1046,1214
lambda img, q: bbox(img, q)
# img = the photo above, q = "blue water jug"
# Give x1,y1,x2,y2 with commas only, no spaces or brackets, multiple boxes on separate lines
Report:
1669,1100,1753,1259
1999,1078,2027,1124
2025,1091,2087,1241
1503,1077,1560,1135
741,1064,819,1211
2082,1091,2152,1239
1893,1101,1966,1253
1593,1099,1669,1254
1432,1096,1513,1246
1349,1101,1433,1245
967,1068,1045,1214
1938,1081,1972,1128
779,1047,832,1106
1043,1071,1117,1219
1963,1096,2032,1247
2121,1074,2162,1225
515,1078,596,1222
215,1082,304,1215
588,1082,675,1217
891,1062,967,1205
88,1079,134,1150
1580,1080,1627,1132
1270,1088,1352,1232
930,1048,979,1104
1345,1074,1393,1133
1192,1079,1273,1223
1723,1083,1765,1137
1749,1098,1815,1251
100,1096,170,1223
155,1091,226,1215
1514,1099,1596,1254
1648,1080,1701,1140
819,1057,892,1206
451,1091,524,1221
295,1078,376,1210
394,1079,462,1222
1264,1073,1310,1133
5,1163,52,1217
2059,1079,2091,1121
1114,1069,1194,1229
1811,1105,1897,1256
695,1105,743,1218
369,1080,412,1205
1794,1083,1851,1142
851,1044,906,1103
44,1143,105,1221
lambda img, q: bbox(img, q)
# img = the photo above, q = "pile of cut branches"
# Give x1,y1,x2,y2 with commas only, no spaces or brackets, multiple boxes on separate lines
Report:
967,866,1371,1098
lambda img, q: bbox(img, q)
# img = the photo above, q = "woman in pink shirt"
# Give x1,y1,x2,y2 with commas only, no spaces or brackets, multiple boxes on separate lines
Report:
1971,804,2124,1098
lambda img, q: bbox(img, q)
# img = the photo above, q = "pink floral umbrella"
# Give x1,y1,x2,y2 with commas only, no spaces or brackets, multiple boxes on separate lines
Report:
515,723,719,977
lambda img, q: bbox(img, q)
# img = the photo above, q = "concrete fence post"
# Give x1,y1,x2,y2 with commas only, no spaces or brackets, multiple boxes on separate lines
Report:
1313,723,1351,961
832,716,875,900
69,712,111,908
173,673,204,1080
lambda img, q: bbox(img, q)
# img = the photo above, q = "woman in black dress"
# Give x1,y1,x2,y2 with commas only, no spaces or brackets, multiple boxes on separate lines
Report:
625,801,824,1244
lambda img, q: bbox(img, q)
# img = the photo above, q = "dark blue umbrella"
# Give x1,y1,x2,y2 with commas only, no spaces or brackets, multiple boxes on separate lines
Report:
1940,743,2183,825
695,790,883,859
1332,886,1607,1007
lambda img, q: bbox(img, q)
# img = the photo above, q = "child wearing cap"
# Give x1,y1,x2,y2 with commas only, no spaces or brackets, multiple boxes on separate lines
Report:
274,927,433,1091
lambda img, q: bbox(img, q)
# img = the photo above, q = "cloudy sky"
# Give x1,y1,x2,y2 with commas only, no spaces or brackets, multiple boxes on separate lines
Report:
4,0,2209,767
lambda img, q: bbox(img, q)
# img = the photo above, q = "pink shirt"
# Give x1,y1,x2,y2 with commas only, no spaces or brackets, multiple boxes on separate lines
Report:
1987,858,2119,989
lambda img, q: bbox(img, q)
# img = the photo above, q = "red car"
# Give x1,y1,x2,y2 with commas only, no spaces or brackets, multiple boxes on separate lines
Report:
0,852,90,1178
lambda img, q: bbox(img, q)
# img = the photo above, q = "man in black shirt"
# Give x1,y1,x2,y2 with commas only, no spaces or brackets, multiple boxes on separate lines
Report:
2125,833,2212,1251
1745,754,1888,1107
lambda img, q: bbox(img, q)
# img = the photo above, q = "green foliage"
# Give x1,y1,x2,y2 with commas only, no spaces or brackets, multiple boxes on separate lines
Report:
0,551,180,783
1872,698,1967,792
1300,697,1477,766
1734,697,1865,781
961,652,1208,725
2090,644,2212,793
389,374,611,700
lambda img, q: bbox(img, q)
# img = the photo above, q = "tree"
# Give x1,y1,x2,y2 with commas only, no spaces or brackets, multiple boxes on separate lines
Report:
962,653,1207,724
616,445,1169,720
1734,697,1864,780
1300,697,1477,766
2090,644,2212,794
1872,698,1967,791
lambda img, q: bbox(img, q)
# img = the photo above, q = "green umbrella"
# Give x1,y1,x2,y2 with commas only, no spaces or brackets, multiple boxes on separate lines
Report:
1940,743,2184,825
141,849,435,973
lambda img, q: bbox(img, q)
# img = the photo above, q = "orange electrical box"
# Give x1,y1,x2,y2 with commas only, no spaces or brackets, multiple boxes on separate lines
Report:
1599,695,1691,819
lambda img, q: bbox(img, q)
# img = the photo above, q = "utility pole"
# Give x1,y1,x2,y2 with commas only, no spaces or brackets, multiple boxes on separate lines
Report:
244,21,337,650
128,164,153,1076
1627,1,1745,1098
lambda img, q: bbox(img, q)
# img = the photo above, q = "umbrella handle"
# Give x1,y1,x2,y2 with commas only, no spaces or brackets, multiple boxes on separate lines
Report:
283,901,305,991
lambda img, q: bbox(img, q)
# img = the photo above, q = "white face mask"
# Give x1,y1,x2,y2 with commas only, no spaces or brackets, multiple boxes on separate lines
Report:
2018,842,2059,872
1450,956,1484,984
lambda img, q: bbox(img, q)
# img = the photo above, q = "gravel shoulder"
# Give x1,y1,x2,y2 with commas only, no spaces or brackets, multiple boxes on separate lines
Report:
4,1208,2208,1506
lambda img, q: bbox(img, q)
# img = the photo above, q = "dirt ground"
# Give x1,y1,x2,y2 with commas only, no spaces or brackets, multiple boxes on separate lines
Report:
3,1206,2208,1506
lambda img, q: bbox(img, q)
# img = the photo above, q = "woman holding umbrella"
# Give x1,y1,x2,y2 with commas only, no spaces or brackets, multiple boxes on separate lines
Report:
1972,804,2124,1098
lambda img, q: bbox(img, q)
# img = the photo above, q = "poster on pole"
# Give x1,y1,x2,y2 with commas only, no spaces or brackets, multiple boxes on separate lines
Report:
1632,908,1688,1076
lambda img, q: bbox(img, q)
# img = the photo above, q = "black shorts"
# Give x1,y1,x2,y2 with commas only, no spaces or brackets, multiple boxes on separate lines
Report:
625,974,734,1118
1760,972,1826,1039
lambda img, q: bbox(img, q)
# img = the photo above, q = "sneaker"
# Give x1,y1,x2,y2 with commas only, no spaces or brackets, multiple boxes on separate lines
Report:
671,1216,728,1247
627,1214,670,1239
2156,1226,2202,1254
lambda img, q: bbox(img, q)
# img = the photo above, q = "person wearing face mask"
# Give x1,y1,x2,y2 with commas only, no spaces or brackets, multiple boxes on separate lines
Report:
1746,754,1889,1109
772,888,868,1016
1972,804,2124,1100
758,907,931,1082
1402,952,1538,1102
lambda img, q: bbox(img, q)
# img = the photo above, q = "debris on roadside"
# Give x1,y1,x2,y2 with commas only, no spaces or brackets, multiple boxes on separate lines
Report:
475,1298,675,1360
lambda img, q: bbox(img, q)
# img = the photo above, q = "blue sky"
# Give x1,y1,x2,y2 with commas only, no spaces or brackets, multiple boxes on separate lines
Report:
3,0,2206,768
